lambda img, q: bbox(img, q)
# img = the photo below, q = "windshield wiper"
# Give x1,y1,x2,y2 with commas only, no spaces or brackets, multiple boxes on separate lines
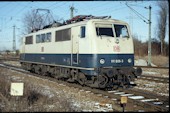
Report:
123,35,129,38
97,27,102,39
101,35,112,37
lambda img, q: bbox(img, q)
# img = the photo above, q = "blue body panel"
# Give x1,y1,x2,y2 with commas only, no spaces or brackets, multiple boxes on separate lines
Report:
20,53,134,75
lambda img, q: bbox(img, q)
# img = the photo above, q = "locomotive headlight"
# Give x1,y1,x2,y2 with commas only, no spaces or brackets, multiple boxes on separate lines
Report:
128,58,132,63
100,59,105,64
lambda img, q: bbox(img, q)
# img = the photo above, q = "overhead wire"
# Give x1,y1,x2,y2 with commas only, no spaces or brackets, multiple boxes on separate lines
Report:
0,2,30,42
125,3,149,24
1,2,30,30
48,2,68,16
125,3,146,8
12,2,32,18
93,5,126,16
76,2,110,14
2,2,22,17
50,2,67,11
50,2,70,20
44,2,59,9
90,4,119,14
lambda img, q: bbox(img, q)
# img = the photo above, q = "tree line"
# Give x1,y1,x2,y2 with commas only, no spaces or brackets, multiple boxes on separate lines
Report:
133,36,169,57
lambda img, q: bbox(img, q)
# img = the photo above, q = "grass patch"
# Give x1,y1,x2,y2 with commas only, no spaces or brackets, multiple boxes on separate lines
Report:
0,67,77,112
135,55,169,66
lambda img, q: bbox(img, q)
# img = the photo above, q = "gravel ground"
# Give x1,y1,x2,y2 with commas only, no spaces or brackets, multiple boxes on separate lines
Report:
134,79,169,97
134,68,169,97
3,61,21,67
142,68,169,78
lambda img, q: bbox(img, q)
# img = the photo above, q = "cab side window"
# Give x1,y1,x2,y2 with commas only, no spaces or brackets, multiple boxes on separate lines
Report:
25,36,33,44
55,28,71,42
80,26,86,38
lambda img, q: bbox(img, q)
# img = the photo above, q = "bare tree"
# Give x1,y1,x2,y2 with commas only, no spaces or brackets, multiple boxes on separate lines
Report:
157,0,169,55
19,9,63,46
22,9,55,34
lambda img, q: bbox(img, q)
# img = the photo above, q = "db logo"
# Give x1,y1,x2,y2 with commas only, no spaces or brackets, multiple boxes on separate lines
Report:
113,45,120,52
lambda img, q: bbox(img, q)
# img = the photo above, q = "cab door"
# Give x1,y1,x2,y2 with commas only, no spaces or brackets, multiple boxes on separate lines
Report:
71,26,80,65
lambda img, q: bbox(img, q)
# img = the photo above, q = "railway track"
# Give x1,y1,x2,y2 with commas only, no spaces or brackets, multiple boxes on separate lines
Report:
134,65,169,69
138,75,169,83
0,62,169,112
134,65,169,83
0,57,19,61
1,60,168,84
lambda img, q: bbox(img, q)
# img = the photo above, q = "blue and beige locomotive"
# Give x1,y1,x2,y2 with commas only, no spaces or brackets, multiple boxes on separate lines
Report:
20,15,142,89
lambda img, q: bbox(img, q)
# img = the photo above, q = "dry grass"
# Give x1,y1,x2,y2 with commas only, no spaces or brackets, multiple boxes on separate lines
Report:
0,67,120,112
150,55,169,66
0,67,76,112
135,55,169,67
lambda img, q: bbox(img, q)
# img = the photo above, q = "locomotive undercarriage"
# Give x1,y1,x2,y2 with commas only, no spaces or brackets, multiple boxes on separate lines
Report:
92,67,142,89
21,62,142,89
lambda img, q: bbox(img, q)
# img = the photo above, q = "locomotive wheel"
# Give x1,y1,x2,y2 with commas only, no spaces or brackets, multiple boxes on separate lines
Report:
53,68,60,78
98,74,109,88
38,68,42,75
123,75,131,89
64,68,71,78
78,72,87,86
112,84,120,90
67,69,78,82
30,67,35,73
106,70,114,78
41,65,47,76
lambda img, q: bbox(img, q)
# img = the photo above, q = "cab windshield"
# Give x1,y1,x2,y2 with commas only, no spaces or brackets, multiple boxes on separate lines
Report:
95,24,114,37
114,25,129,38
95,23,129,38
96,28,113,37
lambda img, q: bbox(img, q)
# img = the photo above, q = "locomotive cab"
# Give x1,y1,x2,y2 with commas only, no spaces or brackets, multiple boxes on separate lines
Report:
80,19,142,88
92,20,134,68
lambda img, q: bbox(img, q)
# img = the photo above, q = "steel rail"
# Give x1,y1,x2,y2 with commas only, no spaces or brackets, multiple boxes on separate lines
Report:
138,75,169,83
134,66,169,69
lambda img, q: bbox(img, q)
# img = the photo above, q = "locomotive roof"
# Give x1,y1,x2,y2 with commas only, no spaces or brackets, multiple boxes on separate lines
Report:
24,18,127,37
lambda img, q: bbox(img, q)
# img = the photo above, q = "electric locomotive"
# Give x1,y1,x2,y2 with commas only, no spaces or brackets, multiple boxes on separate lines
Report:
20,15,142,89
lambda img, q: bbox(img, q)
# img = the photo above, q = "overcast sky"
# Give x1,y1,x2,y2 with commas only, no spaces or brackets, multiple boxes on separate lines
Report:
0,1,169,51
